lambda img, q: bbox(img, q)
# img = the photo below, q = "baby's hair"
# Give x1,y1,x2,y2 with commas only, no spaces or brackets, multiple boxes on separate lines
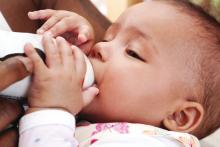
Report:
158,0,220,139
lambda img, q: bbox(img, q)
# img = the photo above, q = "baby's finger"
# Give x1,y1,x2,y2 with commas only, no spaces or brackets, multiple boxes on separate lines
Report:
24,43,46,74
76,25,94,46
56,37,74,70
71,46,86,81
45,17,74,38
42,34,61,68
78,40,94,55
37,12,69,35
28,9,55,20
82,86,99,107
76,26,94,54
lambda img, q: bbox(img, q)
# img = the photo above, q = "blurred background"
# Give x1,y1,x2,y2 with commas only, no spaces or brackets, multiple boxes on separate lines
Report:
91,0,144,21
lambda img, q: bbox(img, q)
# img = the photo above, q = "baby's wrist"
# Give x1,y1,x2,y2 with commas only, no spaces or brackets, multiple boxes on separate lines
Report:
19,109,76,136
26,107,70,115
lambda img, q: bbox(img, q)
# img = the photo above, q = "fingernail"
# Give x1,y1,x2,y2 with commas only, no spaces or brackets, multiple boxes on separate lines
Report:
76,34,87,45
71,45,80,51
56,36,64,42
44,32,53,37
37,29,44,34
27,12,31,16
28,11,34,16
46,31,53,37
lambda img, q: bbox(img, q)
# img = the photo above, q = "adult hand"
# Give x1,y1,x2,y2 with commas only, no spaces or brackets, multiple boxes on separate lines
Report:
0,57,30,147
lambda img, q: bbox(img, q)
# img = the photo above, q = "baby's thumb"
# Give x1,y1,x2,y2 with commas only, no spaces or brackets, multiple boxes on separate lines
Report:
82,86,99,107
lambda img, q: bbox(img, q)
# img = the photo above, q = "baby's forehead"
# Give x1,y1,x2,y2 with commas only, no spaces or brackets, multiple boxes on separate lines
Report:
114,1,199,50
116,1,196,34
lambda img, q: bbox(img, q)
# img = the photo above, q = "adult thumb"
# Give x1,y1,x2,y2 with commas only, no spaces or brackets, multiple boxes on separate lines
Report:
0,57,31,90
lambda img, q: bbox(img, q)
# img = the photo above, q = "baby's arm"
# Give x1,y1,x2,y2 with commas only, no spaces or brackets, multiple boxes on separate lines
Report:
38,0,110,42
19,110,77,147
18,34,98,147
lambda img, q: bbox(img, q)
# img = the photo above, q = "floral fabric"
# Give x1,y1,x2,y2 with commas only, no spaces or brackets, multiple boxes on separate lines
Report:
75,122,200,147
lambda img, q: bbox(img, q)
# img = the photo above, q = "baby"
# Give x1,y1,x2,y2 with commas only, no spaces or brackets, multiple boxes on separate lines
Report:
18,0,220,146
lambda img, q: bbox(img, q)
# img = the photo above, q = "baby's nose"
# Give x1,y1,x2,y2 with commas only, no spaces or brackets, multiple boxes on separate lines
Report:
91,43,110,62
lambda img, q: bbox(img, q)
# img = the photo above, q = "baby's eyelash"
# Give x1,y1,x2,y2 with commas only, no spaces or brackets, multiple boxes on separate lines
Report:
102,39,108,42
126,50,146,62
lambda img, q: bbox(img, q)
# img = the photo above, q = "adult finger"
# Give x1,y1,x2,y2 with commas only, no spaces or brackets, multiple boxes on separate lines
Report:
0,99,23,131
16,56,33,73
0,127,18,147
0,57,30,90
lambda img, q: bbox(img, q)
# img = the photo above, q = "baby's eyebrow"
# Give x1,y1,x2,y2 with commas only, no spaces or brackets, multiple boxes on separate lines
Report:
133,27,152,41
133,28,159,58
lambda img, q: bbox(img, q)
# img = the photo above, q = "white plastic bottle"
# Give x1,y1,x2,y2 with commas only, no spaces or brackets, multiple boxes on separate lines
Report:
0,30,95,100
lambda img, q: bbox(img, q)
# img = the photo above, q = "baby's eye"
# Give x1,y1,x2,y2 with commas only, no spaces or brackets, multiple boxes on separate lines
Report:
126,49,146,62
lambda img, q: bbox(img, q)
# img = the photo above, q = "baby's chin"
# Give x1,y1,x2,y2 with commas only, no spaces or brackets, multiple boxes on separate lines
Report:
79,105,112,123
78,111,105,123
78,103,99,122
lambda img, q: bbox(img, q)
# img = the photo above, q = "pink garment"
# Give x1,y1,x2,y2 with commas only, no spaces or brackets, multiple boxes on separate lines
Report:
19,109,200,147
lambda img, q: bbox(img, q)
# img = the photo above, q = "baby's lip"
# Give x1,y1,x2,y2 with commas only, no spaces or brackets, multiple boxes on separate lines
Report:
92,83,97,87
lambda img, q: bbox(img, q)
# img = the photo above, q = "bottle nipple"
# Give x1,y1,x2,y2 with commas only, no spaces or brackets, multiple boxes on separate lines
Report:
83,55,95,89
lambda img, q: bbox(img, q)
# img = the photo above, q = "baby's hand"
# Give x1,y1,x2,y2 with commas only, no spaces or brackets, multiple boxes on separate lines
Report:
28,9,95,54
24,34,98,115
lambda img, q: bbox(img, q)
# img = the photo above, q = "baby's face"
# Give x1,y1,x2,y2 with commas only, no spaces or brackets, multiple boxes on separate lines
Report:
80,1,197,126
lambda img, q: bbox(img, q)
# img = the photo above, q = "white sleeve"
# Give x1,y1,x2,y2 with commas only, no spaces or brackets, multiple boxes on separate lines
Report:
89,135,183,147
19,109,78,147
18,109,184,147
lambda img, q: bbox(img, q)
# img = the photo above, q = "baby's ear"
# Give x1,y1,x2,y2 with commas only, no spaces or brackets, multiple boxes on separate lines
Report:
162,101,204,133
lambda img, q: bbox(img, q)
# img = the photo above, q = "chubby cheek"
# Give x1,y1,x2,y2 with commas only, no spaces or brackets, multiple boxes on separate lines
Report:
82,65,159,122
88,71,132,117
81,62,173,124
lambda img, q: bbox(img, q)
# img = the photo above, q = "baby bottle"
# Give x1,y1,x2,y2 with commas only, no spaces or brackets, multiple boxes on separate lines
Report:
0,30,95,100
